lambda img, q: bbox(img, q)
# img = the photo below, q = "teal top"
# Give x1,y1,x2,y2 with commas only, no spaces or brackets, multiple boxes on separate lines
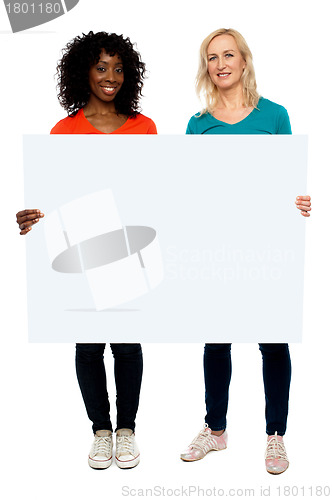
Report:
186,97,291,135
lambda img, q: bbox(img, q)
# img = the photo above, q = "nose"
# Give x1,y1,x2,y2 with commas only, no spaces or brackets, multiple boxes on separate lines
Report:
104,69,116,83
217,56,226,70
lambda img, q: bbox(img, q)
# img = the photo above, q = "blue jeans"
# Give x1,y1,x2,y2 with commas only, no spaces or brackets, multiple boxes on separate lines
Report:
204,343,291,435
75,343,143,434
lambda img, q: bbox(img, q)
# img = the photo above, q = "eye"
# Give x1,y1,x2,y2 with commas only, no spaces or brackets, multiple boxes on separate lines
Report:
115,67,123,73
225,53,234,58
96,66,106,72
208,56,217,62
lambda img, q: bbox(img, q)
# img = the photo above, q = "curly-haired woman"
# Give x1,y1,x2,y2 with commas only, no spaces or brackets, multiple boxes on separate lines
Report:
180,28,311,475
16,31,157,471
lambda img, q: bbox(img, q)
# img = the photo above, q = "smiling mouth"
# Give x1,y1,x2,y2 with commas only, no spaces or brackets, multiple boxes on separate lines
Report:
101,86,117,95
217,73,231,78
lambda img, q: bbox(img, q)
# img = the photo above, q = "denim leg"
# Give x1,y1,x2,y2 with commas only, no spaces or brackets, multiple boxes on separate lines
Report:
259,343,291,436
75,343,112,434
204,343,232,431
110,343,143,432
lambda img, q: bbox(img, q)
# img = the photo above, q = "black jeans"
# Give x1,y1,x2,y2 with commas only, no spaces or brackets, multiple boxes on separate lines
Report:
204,343,291,435
75,343,143,434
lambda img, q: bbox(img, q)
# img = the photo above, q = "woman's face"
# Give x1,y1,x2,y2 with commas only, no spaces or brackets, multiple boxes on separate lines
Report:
88,49,124,104
207,35,246,92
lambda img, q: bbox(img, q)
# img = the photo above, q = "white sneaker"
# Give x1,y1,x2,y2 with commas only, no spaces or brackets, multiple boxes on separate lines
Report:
88,430,113,469
115,428,140,469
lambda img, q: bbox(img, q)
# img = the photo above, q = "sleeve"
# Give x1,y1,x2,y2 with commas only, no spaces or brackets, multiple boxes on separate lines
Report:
50,115,77,134
277,106,292,135
147,119,157,134
50,119,71,134
50,124,62,134
186,117,195,134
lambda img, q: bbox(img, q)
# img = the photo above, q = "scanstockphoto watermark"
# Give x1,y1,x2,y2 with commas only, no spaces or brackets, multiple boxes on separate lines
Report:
122,485,256,497
165,245,295,282
122,485,332,497
3,0,79,33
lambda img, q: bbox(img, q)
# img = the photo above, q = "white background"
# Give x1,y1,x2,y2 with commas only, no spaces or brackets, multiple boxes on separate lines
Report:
0,0,331,498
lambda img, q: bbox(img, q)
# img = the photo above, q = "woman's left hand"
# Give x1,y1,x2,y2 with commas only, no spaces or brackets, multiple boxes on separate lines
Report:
295,196,311,217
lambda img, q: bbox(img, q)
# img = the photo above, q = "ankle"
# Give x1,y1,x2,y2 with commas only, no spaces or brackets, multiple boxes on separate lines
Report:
211,429,225,437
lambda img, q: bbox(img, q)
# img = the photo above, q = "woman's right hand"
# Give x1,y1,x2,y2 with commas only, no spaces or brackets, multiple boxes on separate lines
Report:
16,209,44,235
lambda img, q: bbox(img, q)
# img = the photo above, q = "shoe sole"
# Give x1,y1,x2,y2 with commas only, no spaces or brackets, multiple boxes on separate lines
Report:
115,455,140,469
266,464,289,475
88,456,113,469
180,446,227,462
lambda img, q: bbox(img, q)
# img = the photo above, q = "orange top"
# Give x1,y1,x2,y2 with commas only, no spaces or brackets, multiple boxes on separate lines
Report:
50,108,157,134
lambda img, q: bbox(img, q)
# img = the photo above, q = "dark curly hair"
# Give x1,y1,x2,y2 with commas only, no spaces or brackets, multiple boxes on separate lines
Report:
56,31,146,116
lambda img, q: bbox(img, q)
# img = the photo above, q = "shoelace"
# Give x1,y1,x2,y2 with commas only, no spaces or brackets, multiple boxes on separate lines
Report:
91,436,112,457
117,435,134,456
265,433,288,460
189,424,218,453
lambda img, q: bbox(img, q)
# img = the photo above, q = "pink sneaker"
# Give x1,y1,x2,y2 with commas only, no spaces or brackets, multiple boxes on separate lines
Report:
265,432,289,474
180,424,227,461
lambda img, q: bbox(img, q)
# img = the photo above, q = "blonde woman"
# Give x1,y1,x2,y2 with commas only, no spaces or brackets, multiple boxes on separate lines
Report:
180,28,311,474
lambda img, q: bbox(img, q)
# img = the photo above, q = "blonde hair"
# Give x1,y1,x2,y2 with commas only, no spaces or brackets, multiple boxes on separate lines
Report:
196,28,260,114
